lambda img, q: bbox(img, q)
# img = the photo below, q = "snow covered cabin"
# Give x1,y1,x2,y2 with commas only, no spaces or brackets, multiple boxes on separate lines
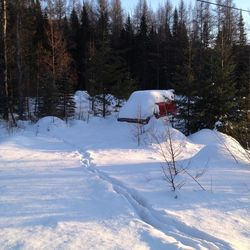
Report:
117,90,176,124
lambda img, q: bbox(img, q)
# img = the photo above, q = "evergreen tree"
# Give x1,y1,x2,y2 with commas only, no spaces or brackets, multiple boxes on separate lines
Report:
188,3,213,132
160,16,173,89
135,13,149,90
172,5,196,135
204,27,236,129
171,8,179,83
148,26,160,89
110,0,123,49
69,8,81,90
0,0,248,146
78,4,91,90
87,0,134,117
229,12,250,148
120,15,135,77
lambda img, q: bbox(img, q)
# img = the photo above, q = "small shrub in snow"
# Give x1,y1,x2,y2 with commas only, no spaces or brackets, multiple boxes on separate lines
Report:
149,121,206,196
130,105,146,146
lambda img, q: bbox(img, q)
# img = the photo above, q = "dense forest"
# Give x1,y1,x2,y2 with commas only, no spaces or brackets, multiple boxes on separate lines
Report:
0,0,249,147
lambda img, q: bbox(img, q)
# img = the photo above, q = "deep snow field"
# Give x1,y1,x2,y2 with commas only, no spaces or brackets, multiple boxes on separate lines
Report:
0,96,249,250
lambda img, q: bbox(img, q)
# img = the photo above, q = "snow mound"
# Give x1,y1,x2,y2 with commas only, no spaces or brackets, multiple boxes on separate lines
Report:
189,129,227,145
147,117,188,142
36,116,66,133
192,144,235,165
189,129,249,165
118,90,175,120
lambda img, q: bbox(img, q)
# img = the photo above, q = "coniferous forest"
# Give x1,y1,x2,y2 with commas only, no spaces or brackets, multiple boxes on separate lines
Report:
0,0,249,148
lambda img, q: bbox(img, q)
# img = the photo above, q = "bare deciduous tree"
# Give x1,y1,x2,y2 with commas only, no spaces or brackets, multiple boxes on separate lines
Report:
150,121,206,196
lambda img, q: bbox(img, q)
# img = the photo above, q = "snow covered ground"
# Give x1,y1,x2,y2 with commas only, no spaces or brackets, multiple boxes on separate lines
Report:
0,114,249,250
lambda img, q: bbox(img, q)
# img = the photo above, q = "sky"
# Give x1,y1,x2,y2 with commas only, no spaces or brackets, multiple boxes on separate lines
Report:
121,0,250,26
121,0,250,12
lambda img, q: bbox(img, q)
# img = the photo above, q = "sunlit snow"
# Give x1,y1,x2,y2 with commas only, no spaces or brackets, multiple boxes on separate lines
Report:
0,92,249,250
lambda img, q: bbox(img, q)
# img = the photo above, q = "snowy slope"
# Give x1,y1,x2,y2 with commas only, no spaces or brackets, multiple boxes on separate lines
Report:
0,116,249,250
0,128,163,249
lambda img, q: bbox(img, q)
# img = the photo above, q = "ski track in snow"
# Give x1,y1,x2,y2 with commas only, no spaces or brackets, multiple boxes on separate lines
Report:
47,128,233,250
0,134,151,250
77,150,233,250
1,121,249,250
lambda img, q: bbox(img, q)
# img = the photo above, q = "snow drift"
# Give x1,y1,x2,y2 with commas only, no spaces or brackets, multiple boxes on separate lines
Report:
189,129,249,165
35,116,66,134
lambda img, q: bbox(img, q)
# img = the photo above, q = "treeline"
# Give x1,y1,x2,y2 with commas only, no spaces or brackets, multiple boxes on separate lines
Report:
0,0,249,147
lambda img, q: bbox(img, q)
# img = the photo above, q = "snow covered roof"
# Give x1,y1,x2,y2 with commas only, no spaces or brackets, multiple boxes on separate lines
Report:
118,90,175,120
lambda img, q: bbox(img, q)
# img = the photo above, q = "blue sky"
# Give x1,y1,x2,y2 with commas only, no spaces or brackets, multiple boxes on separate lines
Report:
121,0,250,25
120,0,250,39
121,0,249,12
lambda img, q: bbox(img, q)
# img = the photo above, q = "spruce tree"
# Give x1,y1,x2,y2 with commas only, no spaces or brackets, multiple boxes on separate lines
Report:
87,0,135,117
135,13,149,90
78,4,91,90
69,8,81,90
205,26,236,129
148,26,160,89
159,18,173,89
230,12,250,148
120,15,135,78
171,10,196,135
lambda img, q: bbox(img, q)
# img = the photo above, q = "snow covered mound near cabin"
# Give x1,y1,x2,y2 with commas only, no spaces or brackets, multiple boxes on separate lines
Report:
118,90,175,120
144,117,202,161
189,129,249,165
35,116,66,133
146,117,187,142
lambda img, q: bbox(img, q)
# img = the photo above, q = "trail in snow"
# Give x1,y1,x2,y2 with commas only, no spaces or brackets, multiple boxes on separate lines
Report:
0,134,150,250
34,126,230,249
1,116,249,249
39,120,242,250
78,150,233,250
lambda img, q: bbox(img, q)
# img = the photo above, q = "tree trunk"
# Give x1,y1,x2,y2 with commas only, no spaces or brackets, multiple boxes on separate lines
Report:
16,0,24,119
3,0,8,120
